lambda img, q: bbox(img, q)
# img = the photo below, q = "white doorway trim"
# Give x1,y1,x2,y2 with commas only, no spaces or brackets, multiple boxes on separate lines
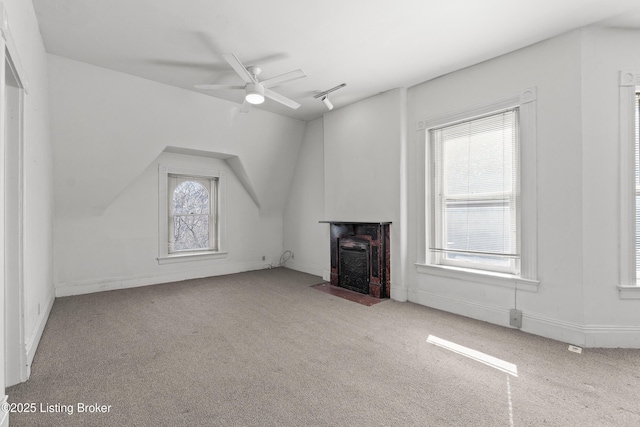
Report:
0,1,28,398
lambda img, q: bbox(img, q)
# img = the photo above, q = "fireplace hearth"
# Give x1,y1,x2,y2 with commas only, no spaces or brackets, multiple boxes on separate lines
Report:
320,221,390,298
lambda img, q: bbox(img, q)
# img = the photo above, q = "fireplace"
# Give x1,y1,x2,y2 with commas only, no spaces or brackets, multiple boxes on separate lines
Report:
339,238,370,294
320,222,390,298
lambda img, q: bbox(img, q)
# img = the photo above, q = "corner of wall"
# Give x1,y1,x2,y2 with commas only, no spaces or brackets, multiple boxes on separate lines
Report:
26,285,55,368
224,156,261,209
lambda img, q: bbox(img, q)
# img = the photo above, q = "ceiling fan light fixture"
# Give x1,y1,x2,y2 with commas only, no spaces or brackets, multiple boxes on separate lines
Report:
245,82,265,105
195,54,304,110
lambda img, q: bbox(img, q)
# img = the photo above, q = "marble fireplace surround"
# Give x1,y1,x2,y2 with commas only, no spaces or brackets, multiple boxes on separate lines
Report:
320,221,391,298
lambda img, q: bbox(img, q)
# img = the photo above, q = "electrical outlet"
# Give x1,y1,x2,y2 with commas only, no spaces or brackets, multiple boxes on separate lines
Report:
509,309,522,328
262,255,266,261
568,345,583,354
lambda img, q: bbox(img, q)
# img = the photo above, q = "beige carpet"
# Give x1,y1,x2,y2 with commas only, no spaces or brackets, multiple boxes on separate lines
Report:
7,268,640,426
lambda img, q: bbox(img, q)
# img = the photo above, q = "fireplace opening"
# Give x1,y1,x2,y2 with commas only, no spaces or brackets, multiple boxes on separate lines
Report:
339,239,369,294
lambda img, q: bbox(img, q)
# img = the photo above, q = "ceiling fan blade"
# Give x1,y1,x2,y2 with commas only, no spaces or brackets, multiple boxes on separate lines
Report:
264,88,301,109
261,69,307,88
194,84,244,90
222,53,256,84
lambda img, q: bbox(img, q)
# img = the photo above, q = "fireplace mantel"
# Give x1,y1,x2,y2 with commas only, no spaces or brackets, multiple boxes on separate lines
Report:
320,221,391,298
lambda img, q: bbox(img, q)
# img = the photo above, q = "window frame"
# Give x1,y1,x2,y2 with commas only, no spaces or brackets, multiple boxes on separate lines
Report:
618,71,640,298
430,108,520,274
636,93,640,280
158,164,227,264
415,88,538,288
168,174,216,254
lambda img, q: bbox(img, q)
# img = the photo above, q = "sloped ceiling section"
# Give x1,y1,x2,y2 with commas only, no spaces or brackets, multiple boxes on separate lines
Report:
48,54,305,219
32,0,640,121
163,146,262,209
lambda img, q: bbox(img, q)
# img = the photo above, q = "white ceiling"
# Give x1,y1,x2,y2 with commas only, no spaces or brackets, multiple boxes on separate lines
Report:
32,0,640,121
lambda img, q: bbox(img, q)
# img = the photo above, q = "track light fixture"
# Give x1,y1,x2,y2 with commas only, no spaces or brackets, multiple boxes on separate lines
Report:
321,95,333,110
314,83,346,111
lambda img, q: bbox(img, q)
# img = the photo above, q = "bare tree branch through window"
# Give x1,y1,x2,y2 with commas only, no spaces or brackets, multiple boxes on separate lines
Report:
172,180,209,251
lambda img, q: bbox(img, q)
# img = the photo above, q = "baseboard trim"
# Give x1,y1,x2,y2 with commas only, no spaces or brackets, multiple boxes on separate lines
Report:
409,288,510,328
283,261,323,278
520,311,586,347
390,285,408,302
26,286,55,368
524,313,640,348
582,325,640,348
408,288,640,348
54,261,266,297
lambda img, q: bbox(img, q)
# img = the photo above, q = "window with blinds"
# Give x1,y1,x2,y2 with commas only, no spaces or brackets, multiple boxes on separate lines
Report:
429,108,520,274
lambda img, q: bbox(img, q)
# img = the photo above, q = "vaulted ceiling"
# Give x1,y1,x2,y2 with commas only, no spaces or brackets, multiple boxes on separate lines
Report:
33,0,640,121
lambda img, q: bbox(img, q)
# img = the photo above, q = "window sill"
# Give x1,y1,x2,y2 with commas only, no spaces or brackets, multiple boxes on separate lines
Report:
415,263,539,292
618,285,640,300
157,251,228,265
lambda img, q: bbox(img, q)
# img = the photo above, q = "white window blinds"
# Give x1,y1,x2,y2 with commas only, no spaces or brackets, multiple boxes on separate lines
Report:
430,108,520,272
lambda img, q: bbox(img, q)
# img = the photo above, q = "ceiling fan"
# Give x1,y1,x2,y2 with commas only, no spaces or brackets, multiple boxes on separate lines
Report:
194,53,306,112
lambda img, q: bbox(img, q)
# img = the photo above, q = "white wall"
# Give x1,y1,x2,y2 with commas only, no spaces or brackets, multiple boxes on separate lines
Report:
55,151,286,295
405,28,640,348
323,89,404,223
47,55,305,219
283,89,406,290
580,27,640,347
407,31,587,344
48,55,306,295
322,89,405,290
283,118,327,277
1,0,54,409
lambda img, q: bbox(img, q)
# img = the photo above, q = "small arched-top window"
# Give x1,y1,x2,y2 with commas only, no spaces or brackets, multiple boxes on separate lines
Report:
173,181,209,215
169,176,216,252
